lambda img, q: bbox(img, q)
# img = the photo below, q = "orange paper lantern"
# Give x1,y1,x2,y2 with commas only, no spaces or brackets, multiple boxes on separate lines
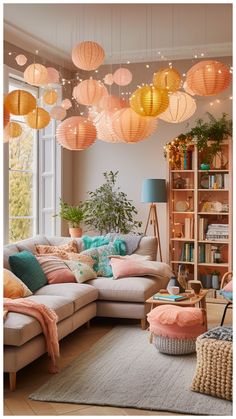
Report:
112,108,157,143
104,73,114,85
15,54,27,66
73,79,107,106
95,111,122,143
113,68,132,86
153,68,181,92
26,107,50,129
43,89,58,105
72,41,105,71
56,116,97,150
24,63,48,86
130,86,169,117
4,121,22,139
4,90,36,115
159,92,196,123
50,106,66,121
46,67,60,84
61,99,72,110
186,60,231,96
99,95,128,112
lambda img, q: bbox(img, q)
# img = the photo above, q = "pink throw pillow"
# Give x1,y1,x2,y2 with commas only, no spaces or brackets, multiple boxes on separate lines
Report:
46,268,76,284
223,280,233,292
110,258,173,279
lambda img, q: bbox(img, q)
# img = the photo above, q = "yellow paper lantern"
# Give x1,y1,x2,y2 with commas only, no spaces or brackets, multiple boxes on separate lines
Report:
72,41,105,71
73,79,107,106
4,122,22,140
4,90,36,115
26,107,50,129
130,86,169,117
153,68,181,92
158,92,196,123
56,116,97,150
24,63,48,86
112,108,157,143
43,89,58,105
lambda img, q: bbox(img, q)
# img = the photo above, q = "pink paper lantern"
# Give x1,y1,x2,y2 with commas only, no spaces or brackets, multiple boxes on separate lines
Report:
112,108,157,143
15,54,27,66
61,99,72,110
73,79,108,106
24,63,48,86
72,41,105,71
50,106,67,121
113,68,133,86
46,67,60,84
56,116,97,150
99,95,128,112
183,81,195,96
103,73,114,86
95,111,122,143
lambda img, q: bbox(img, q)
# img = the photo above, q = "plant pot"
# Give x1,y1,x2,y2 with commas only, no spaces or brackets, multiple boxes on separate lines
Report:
200,163,210,170
69,227,82,238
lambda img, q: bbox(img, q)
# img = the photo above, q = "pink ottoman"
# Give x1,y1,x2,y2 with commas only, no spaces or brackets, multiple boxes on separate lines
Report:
147,304,207,355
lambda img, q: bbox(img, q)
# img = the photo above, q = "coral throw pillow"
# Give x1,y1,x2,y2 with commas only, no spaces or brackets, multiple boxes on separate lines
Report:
64,260,97,283
35,240,79,255
110,258,173,280
9,251,47,292
36,255,76,284
46,269,76,284
3,268,32,298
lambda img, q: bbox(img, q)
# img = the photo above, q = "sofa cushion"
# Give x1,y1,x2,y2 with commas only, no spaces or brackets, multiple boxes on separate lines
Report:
46,236,83,252
16,235,50,253
35,240,79,255
133,236,158,260
3,243,19,270
34,283,99,311
9,251,47,292
3,269,32,298
4,295,73,346
87,276,167,303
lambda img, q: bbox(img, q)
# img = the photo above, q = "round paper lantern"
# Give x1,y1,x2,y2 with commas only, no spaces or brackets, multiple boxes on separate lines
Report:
15,54,27,66
4,103,10,127
73,79,107,106
153,68,181,92
43,89,58,105
56,116,97,150
99,95,128,112
104,73,114,85
4,121,22,139
186,60,231,96
159,92,196,123
46,67,60,84
130,86,169,117
26,107,50,129
113,68,132,86
61,99,72,110
4,90,36,115
95,111,122,143
72,41,105,71
112,108,157,143
183,81,195,96
24,63,48,86
50,106,66,121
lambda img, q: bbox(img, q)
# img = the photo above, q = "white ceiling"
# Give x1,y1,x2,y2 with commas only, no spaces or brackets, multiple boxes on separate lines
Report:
4,3,232,69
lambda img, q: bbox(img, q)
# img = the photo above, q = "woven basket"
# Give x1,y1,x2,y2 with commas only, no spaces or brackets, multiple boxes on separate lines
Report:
191,337,233,401
153,335,196,355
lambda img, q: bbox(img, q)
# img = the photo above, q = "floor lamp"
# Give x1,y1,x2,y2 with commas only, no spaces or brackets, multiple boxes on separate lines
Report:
141,179,167,262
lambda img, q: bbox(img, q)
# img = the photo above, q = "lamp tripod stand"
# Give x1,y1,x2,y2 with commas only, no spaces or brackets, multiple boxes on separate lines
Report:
144,203,162,262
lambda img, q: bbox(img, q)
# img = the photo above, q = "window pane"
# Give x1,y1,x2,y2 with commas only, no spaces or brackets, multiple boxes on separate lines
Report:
9,171,33,217
9,218,33,243
9,130,34,171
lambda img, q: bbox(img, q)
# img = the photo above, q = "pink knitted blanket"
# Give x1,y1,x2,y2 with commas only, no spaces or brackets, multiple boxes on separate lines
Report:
4,298,60,373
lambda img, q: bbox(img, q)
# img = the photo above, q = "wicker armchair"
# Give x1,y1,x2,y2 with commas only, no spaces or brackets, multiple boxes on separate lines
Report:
220,271,233,326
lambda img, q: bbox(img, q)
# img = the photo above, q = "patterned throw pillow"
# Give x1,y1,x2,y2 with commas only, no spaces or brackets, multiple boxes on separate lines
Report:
3,268,32,298
64,260,97,283
36,255,76,284
82,235,110,250
35,240,79,255
9,251,47,292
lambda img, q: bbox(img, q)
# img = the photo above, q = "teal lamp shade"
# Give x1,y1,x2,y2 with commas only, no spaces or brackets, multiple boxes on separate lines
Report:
141,179,167,203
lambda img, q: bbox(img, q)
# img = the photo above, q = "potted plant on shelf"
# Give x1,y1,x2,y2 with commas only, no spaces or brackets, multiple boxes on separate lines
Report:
55,199,85,238
83,171,142,234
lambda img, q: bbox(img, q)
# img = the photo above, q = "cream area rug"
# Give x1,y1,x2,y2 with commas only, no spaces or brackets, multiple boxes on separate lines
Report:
29,326,232,415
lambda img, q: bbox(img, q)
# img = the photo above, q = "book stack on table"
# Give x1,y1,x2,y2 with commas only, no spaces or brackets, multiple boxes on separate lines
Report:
153,293,189,301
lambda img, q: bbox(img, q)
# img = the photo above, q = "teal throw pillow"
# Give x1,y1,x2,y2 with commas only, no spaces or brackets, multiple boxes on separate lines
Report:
9,250,47,292
220,290,233,301
82,235,109,250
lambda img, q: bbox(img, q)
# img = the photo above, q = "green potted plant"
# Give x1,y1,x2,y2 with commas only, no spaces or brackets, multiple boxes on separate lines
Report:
55,199,85,238
83,171,142,234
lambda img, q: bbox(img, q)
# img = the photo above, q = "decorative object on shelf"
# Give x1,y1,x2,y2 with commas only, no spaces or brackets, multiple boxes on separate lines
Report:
43,88,58,105
112,108,157,143
200,163,210,170
83,171,142,234
73,79,107,106
26,107,50,129
54,199,85,238
15,54,27,66
46,67,60,84
173,176,186,189
211,271,220,289
130,85,169,117
113,68,132,86
177,264,188,290
4,121,22,140
158,92,196,124
24,63,48,86
201,201,223,213
153,67,181,92
200,173,210,188
61,98,72,110
175,200,190,212
173,222,184,238
103,73,114,85
56,116,97,151
186,60,231,96
71,41,105,71
141,178,167,261
213,247,222,264
163,135,194,169
189,280,202,296
4,90,36,115
50,106,66,121
167,276,185,294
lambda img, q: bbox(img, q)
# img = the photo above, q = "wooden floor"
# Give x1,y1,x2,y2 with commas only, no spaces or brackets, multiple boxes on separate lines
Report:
4,303,232,416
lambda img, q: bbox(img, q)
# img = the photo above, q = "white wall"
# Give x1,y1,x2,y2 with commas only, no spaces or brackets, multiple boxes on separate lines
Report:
72,57,232,261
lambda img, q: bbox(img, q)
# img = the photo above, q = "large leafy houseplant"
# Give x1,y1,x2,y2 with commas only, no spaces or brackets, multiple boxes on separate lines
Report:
83,171,142,234
55,199,85,237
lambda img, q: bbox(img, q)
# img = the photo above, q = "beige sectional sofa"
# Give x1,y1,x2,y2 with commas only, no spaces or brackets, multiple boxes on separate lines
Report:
3,235,170,390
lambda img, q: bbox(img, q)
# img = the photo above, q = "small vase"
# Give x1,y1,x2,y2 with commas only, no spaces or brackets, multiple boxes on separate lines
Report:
167,277,185,294
69,227,82,238
212,274,220,290
200,163,210,170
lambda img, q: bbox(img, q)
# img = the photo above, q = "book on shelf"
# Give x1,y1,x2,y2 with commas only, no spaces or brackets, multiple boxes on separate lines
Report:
224,173,229,189
208,174,224,189
184,218,194,239
153,293,188,301
198,243,221,263
205,224,229,240
180,242,194,262
199,218,208,240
